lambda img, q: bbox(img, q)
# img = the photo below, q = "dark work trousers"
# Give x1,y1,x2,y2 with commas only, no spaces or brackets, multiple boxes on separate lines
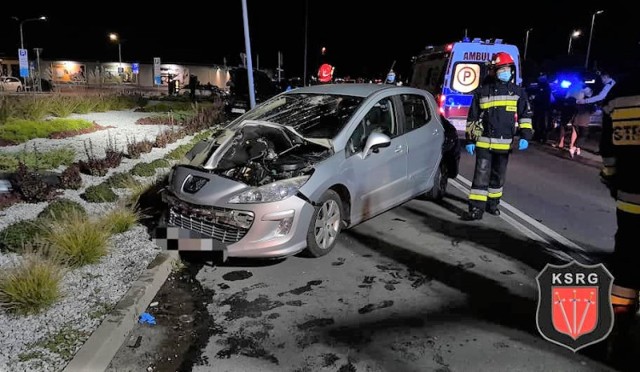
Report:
532,108,551,142
468,148,510,211
610,202,640,290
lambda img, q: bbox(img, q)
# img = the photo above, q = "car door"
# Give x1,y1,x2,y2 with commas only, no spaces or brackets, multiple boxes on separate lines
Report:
400,93,443,195
344,97,408,222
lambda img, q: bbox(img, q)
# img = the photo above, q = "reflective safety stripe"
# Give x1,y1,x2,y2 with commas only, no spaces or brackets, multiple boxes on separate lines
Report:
602,157,616,167
618,191,640,204
469,194,488,201
488,187,503,198
480,101,518,109
602,166,616,176
476,141,511,150
476,136,512,151
617,200,640,214
519,123,533,129
470,189,488,195
519,118,532,123
479,95,520,104
611,107,640,120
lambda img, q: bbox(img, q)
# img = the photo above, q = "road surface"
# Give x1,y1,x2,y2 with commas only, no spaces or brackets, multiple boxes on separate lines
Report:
107,143,625,371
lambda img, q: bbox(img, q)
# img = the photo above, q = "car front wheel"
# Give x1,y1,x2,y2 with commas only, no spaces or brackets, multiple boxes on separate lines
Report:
304,190,342,257
425,163,448,201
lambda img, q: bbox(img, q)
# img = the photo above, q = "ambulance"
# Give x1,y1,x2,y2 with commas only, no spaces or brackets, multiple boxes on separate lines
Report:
409,38,522,132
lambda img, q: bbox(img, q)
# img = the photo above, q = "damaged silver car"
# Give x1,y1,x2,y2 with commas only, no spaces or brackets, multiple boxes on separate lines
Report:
158,84,460,260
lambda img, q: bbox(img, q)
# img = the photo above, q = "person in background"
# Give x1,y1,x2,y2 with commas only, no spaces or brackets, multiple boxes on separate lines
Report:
577,70,616,105
531,73,553,143
462,52,533,220
567,86,595,157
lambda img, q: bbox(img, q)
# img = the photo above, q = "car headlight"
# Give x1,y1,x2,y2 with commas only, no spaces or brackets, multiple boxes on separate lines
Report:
228,176,310,204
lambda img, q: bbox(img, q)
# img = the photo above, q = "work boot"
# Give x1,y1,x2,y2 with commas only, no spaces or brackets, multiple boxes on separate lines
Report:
486,206,500,216
462,207,483,221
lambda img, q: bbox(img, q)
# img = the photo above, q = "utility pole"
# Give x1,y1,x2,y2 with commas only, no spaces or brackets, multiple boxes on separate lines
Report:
34,48,43,92
241,0,256,108
524,28,533,61
303,0,308,86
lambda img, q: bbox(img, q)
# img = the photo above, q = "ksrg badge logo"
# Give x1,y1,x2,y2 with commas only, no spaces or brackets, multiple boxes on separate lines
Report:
536,261,614,352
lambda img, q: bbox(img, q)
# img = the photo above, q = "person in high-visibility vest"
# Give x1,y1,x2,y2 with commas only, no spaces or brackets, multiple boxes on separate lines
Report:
597,76,640,315
463,52,533,220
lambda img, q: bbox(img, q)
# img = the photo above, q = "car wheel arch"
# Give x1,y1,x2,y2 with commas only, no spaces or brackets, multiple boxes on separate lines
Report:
328,184,351,227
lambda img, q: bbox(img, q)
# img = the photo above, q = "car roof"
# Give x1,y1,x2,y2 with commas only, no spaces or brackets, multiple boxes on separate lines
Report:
286,83,414,98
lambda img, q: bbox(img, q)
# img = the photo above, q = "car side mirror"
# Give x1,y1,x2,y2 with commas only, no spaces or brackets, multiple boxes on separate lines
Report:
361,132,391,158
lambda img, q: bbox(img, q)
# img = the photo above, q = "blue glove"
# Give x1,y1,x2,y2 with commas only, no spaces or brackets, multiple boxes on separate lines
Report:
519,139,528,150
465,144,475,155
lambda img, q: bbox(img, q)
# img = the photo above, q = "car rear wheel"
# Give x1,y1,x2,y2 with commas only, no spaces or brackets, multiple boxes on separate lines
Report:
304,190,342,257
425,163,448,201
16,86,23,92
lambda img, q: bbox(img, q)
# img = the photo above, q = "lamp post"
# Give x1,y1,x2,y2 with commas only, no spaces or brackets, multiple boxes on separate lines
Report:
108,33,122,67
568,30,581,55
524,28,533,61
12,16,47,50
585,10,604,69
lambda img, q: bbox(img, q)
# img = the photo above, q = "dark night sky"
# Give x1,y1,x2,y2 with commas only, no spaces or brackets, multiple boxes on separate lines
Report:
1,1,637,79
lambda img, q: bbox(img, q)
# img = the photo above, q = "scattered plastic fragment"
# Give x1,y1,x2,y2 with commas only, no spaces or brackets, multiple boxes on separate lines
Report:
139,312,156,325
150,302,159,307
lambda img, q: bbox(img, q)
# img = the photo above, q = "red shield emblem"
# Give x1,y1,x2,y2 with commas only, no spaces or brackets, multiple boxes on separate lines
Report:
536,261,614,352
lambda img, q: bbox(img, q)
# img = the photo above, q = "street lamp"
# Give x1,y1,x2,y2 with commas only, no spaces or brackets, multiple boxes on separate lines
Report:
568,30,581,55
524,28,533,61
108,33,122,67
585,10,604,69
11,16,47,50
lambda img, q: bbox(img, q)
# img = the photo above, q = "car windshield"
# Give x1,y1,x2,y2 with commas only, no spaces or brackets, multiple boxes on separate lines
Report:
233,93,364,139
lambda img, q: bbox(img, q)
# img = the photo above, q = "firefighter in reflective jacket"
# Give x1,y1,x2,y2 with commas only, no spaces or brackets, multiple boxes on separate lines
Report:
463,52,533,220
599,87,640,315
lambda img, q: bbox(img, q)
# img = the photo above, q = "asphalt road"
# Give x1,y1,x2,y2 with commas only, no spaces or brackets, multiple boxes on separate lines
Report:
108,180,619,372
457,142,616,258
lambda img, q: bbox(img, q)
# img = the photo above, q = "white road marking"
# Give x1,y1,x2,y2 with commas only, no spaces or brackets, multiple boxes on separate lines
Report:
454,174,587,253
448,178,575,262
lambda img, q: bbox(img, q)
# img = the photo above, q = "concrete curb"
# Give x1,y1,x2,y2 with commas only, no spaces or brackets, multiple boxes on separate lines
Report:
62,251,179,372
533,142,602,169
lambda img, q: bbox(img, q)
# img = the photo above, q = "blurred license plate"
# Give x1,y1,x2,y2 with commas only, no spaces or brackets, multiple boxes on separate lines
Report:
231,108,246,114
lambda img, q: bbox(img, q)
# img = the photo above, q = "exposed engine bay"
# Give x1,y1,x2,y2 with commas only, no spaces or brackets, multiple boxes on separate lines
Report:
192,121,331,186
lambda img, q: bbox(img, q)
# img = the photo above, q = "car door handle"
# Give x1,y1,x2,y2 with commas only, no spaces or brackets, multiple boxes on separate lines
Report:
394,145,404,153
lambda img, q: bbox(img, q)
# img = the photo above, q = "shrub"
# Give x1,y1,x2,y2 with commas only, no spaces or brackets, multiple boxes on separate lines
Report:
104,134,123,168
0,253,63,315
16,97,51,121
154,131,170,148
45,211,111,267
107,172,139,189
0,118,94,144
78,140,109,177
150,158,170,169
38,199,86,222
0,146,75,172
83,183,118,203
0,219,44,252
11,163,60,203
59,164,83,190
49,96,80,118
100,206,138,234
0,192,22,211
130,162,156,177
73,97,98,114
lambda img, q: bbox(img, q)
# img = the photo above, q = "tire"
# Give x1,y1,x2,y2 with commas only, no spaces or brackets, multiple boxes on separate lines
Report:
304,190,343,257
16,86,23,92
425,163,448,201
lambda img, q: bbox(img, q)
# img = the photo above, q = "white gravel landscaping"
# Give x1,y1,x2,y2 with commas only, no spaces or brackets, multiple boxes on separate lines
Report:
0,108,216,371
